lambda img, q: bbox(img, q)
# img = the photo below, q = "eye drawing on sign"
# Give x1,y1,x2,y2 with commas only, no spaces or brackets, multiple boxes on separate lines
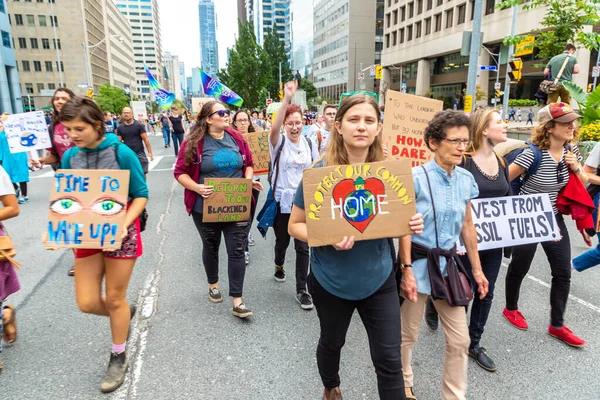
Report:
50,196,126,217
331,176,388,233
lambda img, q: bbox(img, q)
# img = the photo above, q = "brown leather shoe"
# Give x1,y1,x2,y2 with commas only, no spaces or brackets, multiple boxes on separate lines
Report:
322,387,342,400
405,387,417,400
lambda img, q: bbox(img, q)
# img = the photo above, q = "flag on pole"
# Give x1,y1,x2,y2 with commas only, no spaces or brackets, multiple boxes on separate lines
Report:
200,70,244,107
144,64,175,110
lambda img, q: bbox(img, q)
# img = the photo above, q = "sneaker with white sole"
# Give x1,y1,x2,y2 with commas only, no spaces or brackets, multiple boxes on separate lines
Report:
296,292,314,310
208,287,223,303
232,303,253,318
245,251,250,265
248,232,255,246
274,266,286,282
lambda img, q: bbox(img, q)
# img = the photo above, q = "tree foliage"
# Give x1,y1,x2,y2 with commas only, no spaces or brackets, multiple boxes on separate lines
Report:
262,25,293,99
301,78,318,103
95,83,131,114
497,0,600,61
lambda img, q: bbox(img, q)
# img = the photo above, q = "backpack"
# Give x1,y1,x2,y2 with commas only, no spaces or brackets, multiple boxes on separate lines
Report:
504,141,543,195
267,135,314,201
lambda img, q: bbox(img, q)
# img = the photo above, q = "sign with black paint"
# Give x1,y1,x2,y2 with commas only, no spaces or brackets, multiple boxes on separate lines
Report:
458,194,560,252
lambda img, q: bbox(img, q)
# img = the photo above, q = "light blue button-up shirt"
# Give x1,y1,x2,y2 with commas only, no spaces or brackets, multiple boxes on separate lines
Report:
411,159,479,295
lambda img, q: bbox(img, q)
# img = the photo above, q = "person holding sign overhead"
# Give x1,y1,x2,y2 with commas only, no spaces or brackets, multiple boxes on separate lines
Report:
288,91,424,400
174,101,259,319
50,97,148,393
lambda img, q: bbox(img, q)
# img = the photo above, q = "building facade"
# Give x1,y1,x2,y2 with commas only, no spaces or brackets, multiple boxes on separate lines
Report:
291,0,313,79
163,52,182,99
251,0,291,60
0,0,22,114
237,0,248,23
198,0,219,77
179,61,186,96
312,0,379,101
190,67,202,96
114,0,163,100
380,0,592,108
104,0,136,95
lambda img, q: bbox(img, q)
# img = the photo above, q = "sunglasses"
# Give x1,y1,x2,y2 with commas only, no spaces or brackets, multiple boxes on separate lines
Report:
208,109,231,118
338,91,379,108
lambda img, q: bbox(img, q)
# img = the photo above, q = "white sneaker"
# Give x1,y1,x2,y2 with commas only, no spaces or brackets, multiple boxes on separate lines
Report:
245,251,249,265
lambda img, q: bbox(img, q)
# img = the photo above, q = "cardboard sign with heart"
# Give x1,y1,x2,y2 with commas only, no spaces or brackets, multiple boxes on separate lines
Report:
302,160,416,247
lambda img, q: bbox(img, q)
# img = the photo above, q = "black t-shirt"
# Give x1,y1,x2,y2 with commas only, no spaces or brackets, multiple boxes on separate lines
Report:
117,120,146,154
169,115,184,133
460,155,511,198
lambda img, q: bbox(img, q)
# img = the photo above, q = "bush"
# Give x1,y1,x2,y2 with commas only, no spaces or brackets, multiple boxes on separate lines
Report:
578,140,598,161
579,122,600,142
508,99,539,107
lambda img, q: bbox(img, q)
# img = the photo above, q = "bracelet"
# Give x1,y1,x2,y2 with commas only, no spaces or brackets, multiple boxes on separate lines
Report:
401,264,413,270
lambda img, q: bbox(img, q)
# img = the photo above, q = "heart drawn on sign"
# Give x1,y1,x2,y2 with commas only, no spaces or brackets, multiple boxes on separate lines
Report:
331,177,386,233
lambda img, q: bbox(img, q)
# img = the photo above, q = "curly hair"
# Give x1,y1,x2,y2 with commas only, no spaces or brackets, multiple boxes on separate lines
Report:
530,120,579,150
424,110,471,150
183,100,218,165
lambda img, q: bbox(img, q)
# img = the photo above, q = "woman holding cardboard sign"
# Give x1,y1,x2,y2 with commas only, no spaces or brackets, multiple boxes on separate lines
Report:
288,91,424,400
53,97,148,393
174,101,260,319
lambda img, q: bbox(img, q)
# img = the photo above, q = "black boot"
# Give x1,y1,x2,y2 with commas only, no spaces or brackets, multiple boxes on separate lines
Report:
469,345,497,372
100,351,128,393
425,296,439,331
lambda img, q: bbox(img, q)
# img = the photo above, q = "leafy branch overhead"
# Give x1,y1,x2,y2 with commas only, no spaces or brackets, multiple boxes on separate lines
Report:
496,0,600,61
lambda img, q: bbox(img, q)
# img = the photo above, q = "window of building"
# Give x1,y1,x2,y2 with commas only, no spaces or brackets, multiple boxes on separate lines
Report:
48,0,55,3
407,25,413,41
427,0,433,10
22,61,30,71
25,83,34,94
437,0,443,5
38,15,46,26
386,12,390,27
399,28,404,43
470,0,475,20
48,83,56,90
400,6,406,21
408,2,414,18
392,31,397,46
417,0,423,14
18,37,26,48
445,8,453,28
457,3,466,24
1,30,10,48
42,38,49,49
0,0,5,13
385,33,390,48
26,14,34,25
425,17,431,34
37,0,44,2
30,38,38,48
36,83,44,92
33,61,41,72
485,0,495,15
15,14,23,25
50,15,58,26
45,61,52,71
393,9,398,25
53,39,61,49
415,21,422,38
434,13,442,31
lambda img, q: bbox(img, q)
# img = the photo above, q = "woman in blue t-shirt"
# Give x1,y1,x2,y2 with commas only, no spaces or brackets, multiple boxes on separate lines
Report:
288,92,424,400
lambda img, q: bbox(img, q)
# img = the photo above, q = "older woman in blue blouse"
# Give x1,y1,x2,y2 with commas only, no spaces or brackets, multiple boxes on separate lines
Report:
398,110,489,400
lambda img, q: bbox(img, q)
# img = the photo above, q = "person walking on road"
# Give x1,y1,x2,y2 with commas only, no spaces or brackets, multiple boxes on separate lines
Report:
160,112,171,149
174,101,258,319
169,106,185,157
307,104,337,155
544,44,580,105
54,96,148,393
264,80,318,310
526,109,534,126
505,102,588,347
117,107,153,176
288,91,424,400
104,112,117,134
517,108,522,123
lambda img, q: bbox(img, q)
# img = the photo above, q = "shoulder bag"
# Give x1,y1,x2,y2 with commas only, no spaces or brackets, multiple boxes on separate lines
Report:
539,55,571,95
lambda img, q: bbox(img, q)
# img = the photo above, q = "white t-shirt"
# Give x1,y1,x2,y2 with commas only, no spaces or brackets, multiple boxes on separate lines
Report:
270,134,319,213
0,166,14,196
307,125,331,154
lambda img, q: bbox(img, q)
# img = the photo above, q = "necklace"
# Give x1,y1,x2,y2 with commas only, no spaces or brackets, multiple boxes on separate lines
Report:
473,158,499,181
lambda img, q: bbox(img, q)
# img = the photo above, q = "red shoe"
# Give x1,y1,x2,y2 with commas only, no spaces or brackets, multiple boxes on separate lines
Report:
548,325,586,348
502,307,528,330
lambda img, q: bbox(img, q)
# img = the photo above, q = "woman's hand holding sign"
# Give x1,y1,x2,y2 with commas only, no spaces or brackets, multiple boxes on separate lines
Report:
332,236,355,251
196,183,214,199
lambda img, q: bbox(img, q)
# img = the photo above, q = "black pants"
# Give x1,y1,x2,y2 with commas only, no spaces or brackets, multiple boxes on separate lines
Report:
192,211,248,297
308,272,405,400
505,215,571,327
460,248,503,348
13,182,27,197
273,205,309,293
172,132,184,157
244,186,261,252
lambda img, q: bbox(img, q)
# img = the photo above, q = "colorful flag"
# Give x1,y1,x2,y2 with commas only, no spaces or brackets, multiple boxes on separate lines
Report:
144,64,175,110
200,70,244,107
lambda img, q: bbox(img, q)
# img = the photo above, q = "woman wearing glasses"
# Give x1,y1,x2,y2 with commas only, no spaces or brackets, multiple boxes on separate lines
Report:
174,101,258,319
504,103,588,347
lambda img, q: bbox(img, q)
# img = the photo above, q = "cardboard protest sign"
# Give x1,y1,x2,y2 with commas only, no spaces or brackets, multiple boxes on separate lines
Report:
45,170,130,249
382,90,443,166
203,178,252,222
302,160,416,247
243,131,270,175
2,111,51,154
458,194,560,252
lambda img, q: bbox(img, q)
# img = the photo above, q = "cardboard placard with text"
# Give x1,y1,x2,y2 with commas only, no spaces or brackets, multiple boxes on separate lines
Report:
383,90,443,166
302,160,416,247
46,169,130,249
243,131,270,175
203,178,253,222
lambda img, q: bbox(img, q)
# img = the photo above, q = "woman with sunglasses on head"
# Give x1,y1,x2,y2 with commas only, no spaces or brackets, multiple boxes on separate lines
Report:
289,91,424,399
174,102,258,318
54,97,148,393
267,80,319,310
504,103,588,347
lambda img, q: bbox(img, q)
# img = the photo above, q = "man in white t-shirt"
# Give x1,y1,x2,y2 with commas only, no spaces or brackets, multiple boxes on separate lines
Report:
307,104,337,155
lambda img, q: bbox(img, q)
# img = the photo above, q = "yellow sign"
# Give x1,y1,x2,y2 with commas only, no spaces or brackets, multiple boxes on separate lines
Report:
515,35,535,57
375,65,383,80
87,89,94,99
464,95,473,113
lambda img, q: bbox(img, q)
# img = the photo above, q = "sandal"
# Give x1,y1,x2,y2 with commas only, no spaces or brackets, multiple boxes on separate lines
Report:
2,305,17,343
68,268,75,276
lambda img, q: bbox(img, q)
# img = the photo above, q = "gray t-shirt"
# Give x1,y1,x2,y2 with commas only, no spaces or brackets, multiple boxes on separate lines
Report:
193,133,244,213
585,142,600,190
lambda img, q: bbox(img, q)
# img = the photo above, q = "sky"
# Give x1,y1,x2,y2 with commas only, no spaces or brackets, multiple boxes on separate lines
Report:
157,0,238,77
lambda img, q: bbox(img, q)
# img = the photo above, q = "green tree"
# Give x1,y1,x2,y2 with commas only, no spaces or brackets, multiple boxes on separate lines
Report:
498,0,600,62
262,25,293,99
301,78,318,103
95,83,131,114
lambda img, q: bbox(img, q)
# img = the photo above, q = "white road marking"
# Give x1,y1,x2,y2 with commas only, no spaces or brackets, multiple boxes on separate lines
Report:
147,156,163,171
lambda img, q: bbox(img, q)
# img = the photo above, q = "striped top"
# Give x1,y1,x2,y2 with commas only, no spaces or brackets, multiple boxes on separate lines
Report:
515,145,581,213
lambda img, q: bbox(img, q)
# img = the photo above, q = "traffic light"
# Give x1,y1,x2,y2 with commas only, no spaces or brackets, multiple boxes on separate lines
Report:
508,58,523,82
588,83,593,93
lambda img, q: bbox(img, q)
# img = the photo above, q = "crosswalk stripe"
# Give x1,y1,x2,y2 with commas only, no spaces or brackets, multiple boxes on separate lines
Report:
148,156,163,171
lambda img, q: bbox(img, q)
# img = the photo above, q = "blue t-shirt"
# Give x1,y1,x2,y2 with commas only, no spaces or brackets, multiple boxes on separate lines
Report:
293,163,393,301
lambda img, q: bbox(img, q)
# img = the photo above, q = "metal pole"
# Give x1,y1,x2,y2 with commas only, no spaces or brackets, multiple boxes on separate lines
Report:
83,43,91,90
593,49,600,91
502,5,518,120
465,0,483,110
49,1,64,87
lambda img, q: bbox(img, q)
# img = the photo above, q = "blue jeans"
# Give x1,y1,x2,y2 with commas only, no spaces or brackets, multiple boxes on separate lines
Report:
573,192,600,272
172,132,184,157
162,128,170,146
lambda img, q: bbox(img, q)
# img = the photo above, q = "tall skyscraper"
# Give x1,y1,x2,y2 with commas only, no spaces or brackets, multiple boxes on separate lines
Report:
198,0,219,77
163,52,182,99
114,0,163,100
250,0,292,61
0,0,23,114
291,0,313,78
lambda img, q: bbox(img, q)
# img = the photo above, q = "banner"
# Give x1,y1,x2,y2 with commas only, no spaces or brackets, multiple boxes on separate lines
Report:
45,169,130,249
202,178,252,222
200,70,244,107
243,131,270,175
382,90,443,166
2,111,51,154
144,64,176,110
458,194,560,252
130,101,147,122
302,160,416,247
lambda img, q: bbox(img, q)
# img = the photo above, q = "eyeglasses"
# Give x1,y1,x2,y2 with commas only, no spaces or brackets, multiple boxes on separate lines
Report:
236,119,249,124
338,91,379,108
208,109,231,118
285,121,303,128
443,138,471,147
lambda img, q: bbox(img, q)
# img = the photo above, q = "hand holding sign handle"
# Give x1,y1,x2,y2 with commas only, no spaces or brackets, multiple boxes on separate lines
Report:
102,225,129,252
41,232,59,251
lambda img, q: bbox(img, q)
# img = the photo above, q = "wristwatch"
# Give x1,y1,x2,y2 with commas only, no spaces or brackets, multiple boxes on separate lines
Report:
401,264,413,270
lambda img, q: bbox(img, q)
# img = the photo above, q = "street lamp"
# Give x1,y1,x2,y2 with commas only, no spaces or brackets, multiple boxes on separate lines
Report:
82,34,125,91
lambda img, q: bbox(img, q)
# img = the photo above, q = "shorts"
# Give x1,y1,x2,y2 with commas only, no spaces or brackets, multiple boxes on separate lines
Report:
75,218,143,259
137,152,149,174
